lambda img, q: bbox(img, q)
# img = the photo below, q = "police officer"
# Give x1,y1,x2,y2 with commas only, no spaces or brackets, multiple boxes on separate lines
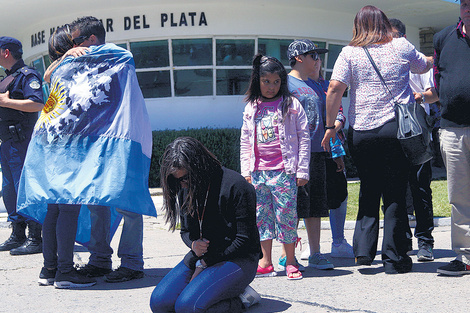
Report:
0,36,44,255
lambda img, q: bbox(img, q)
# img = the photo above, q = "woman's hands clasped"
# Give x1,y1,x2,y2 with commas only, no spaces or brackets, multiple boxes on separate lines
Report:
191,238,210,257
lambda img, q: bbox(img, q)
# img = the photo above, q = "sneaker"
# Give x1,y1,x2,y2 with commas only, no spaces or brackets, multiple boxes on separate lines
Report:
76,263,112,277
277,256,305,272
437,260,470,276
417,242,434,262
239,285,261,309
54,269,97,289
104,267,144,283
331,239,355,258
308,253,334,270
300,246,310,260
255,264,277,278
38,267,57,286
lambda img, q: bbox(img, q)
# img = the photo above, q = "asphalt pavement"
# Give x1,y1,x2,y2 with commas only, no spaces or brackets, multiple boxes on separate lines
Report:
0,191,467,313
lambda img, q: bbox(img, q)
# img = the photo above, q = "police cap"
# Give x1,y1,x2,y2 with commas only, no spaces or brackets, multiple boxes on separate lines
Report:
0,36,23,53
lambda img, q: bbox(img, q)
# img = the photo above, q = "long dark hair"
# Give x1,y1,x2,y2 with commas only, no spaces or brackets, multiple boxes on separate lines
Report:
245,54,293,119
160,137,222,231
349,5,393,47
48,25,74,62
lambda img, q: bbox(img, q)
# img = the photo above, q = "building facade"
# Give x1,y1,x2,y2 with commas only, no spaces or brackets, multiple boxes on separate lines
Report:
2,0,459,130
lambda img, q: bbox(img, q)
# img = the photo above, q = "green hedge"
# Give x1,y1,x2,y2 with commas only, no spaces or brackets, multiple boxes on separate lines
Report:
149,128,358,187
150,128,241,187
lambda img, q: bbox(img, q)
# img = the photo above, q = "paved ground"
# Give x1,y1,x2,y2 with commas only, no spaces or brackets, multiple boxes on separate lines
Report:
0,192,467,313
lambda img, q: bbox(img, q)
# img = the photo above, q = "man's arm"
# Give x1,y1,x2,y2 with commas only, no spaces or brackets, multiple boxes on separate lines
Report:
0,93,43,112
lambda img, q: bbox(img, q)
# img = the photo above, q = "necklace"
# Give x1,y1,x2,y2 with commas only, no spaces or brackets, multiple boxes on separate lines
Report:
195,184,210,239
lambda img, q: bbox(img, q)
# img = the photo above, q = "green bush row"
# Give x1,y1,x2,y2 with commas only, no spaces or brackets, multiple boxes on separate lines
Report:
150,128,241,187
149,128,358,188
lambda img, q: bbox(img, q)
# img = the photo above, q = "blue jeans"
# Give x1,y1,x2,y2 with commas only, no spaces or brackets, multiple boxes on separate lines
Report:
42,204,81,273
150,257,257,313
88,206,144,271
329,197,348,244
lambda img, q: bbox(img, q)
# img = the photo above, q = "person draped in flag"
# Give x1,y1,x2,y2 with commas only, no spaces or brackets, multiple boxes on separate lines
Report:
17,17,156,288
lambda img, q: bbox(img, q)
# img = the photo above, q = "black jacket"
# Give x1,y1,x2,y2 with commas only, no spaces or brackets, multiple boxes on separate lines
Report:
179,167,261,269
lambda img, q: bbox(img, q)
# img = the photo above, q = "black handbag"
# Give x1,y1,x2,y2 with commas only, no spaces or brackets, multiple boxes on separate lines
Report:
363,47,433,165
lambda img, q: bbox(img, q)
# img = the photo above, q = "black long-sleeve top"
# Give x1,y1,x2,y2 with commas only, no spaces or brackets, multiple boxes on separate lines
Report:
179,167,261,269
433,21,470,127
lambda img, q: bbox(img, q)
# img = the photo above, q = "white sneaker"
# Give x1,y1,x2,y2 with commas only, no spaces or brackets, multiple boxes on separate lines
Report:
300,246,310,260
239,285,261,308
331,239,355,259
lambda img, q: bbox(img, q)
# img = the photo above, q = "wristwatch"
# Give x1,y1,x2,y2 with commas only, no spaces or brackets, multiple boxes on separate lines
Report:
325,125,335,130
196,259,207,269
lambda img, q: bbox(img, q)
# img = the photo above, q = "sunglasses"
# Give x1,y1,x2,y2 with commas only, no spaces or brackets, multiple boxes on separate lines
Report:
304,52,320,61
72,35,90,46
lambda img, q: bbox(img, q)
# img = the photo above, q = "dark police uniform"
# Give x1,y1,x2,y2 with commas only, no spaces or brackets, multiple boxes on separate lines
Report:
0,59,43,222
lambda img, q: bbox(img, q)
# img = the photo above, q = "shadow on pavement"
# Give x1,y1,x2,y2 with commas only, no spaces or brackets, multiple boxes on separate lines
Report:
80,267,172,291
250,298,291,312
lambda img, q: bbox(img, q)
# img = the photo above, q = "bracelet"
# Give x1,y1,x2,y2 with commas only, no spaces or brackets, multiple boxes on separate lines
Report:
196,260,207,269
325,125,335,130
420,92,426,104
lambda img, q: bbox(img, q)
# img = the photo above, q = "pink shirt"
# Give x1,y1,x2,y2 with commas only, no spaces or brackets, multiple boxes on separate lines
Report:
254,99,284,171
331,38,428,130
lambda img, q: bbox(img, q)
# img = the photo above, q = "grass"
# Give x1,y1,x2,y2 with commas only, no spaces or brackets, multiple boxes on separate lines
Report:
327,180,452,221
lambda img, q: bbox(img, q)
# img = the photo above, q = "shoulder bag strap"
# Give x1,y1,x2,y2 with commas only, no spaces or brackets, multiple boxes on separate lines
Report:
363,47,396,103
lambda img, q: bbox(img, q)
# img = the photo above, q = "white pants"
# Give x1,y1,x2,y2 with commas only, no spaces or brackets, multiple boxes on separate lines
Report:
440,127,470,265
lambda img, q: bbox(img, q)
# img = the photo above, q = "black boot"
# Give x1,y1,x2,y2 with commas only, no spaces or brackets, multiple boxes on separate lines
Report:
0,221,27,251
10,221,43,255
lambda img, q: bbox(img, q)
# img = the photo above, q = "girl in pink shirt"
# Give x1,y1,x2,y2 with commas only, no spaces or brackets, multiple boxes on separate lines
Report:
240,55,310,280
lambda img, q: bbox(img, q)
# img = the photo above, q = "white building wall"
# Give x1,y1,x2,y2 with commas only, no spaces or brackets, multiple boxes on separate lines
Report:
16,2,423,130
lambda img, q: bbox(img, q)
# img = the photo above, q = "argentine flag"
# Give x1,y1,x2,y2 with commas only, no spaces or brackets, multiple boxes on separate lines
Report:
17,43,157,245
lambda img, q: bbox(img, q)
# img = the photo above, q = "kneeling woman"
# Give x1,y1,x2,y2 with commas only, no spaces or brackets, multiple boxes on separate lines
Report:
150,137,262,313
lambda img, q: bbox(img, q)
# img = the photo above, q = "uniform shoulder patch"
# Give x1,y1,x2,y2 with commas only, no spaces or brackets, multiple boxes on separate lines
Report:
29,80,41,90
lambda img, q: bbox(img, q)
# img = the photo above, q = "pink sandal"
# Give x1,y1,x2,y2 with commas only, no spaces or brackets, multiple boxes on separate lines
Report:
256,264,277,277
286,265,303,280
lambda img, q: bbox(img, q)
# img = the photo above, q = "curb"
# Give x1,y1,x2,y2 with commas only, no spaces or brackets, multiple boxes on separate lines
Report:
1,211,451,230
319,217,451,230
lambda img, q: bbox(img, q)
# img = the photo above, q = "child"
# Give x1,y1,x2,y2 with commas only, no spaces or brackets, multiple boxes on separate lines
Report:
240,54,310,280
287,39,335,269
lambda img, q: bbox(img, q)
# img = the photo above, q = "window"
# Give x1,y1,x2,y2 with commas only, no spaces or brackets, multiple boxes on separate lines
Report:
216,39,255,66
136,71,171,98
175,69,212,96
216,69,251,96
173,39,212,66
115,43,127,50
131,40,169,68
122,37,347,99
258,39,293,67
32,58,45,78
326,44,344,69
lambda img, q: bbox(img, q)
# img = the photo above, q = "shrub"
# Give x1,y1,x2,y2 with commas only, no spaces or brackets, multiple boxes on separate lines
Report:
149,127,359,187
149,128,241,187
